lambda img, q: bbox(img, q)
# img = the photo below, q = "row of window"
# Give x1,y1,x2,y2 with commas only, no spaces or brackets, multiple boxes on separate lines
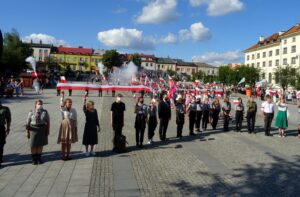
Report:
249,57,298,67
247,46,297,60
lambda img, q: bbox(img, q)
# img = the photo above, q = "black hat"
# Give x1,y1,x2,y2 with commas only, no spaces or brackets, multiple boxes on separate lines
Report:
117,93,123,97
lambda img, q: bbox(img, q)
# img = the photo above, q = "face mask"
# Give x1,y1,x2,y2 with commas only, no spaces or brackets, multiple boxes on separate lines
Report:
36,104,43,110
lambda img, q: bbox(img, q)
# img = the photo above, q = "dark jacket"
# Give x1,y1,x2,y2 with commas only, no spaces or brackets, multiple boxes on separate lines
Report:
158,100,171,120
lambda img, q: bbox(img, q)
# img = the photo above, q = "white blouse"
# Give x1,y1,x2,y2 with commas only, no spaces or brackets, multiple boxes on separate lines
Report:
276,102,288,112
60,98,78,126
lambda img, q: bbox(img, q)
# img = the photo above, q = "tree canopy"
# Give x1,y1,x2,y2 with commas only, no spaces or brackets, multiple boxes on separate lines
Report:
102,49,122,72
129,53,141,68
274,65,297,92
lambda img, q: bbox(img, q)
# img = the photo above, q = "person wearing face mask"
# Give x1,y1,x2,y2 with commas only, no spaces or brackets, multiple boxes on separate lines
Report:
134,97,148,148
187,96,197,136
0,101,11,168
111,94,126,151
147,99,157,144
26,100,50,165
158,93,171,141
195,97,203,132
58,93,78,161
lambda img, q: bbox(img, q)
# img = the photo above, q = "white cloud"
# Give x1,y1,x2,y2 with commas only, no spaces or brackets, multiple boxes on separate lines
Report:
22,33,68,46
160,33,177,44
136,0,179,24
97,28,155,50
179,22,211,42
189,0,244,16
192,50,242,66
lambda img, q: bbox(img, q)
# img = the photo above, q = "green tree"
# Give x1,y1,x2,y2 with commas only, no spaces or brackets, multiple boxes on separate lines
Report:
238,65,260,86
218,66,237,85
129,53,141,68
1,29,33,73
102,49,122,72
166,69,177,77
274,65,297,92
191,70,206,81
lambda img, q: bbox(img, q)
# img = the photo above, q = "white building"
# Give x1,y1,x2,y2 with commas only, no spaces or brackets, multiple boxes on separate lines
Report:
139,54,156,70
194,62,218,76
245,23,300,83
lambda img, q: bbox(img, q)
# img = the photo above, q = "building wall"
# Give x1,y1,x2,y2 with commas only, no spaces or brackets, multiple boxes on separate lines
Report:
245,32,300,83
52,54,93,71
32,47,51,62
176,65,197,75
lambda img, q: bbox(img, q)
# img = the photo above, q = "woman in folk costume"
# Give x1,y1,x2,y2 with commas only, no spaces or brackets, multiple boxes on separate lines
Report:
275,97,288,137
57,91,78,160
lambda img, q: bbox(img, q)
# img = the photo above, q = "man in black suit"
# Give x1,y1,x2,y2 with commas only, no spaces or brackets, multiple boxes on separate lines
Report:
158,93,171,141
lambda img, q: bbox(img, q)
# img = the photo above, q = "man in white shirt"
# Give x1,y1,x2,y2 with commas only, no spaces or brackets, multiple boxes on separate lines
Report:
261,95,274,136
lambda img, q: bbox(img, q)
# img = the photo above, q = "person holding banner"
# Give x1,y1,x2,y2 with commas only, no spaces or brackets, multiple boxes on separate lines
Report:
222,97,231,131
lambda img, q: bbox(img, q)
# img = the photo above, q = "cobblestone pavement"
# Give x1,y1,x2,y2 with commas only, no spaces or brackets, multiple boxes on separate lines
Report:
0,89,299,197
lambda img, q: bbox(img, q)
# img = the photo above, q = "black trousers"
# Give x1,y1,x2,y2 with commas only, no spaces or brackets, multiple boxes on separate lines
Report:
148,118,157,140
195,111,202,130
0,143,4,164
264,113,273,135
202,111,209,130
113,125,123,147
223,113,230,131
159,118,169,140
177,124,184,137
57,89,61,96
235,111,243,131
136,128,145,145
0,125,6,164
212,111,219,129
69,89,72,96
189,111,196,135
98,90,102,97
247,112,256,132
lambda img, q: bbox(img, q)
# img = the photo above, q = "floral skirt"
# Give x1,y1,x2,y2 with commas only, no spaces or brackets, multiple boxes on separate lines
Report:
57,118,78,144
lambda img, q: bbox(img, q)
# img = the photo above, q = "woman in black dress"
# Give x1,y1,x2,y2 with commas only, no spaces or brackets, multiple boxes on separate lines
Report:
83,96,100,156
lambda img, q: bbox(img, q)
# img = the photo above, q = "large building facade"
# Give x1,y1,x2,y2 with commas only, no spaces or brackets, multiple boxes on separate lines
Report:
245,23,300,83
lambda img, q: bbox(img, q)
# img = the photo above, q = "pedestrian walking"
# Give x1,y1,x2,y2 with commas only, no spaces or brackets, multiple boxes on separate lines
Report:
111,94,126,151
202,98,210,131
246,96,257,133
134,97,148,148
211,98,221,130
222,97,231,131
158,93,171,141
25,100,50,164
147,99,157,144
0,101,11,168
275,97,288,137
261,95,274,136
58,93,78,160
235,97,244,132
176,97,185,138
187,96,197,136
83,96,100,156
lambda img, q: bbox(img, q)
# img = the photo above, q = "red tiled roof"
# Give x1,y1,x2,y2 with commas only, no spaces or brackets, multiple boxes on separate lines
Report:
281,24,300,37
246,33,280,51
53,46,93,55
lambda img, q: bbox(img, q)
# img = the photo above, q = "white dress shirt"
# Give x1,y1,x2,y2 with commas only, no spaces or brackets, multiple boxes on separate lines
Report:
261,101,274,113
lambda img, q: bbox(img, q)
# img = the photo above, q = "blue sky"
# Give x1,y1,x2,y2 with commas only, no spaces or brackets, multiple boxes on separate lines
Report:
1,0,299,65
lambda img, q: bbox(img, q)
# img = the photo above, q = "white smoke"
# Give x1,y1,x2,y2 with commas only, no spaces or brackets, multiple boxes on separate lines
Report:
97,62,104,75
25,56,36,72
110,61,138,85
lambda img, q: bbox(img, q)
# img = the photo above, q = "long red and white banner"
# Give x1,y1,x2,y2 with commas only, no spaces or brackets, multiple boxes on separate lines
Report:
57,83,152,92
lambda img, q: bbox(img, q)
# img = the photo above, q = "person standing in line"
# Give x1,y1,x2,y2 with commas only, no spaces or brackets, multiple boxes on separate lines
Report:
222,97,231,131
275,97,288,137
235,97,244,132
147,99,157,144
202,98,210,132
83,97,100,156
261,95,275,136
195,97,203,132
158,93,171,141
26,100,50,165
134,97,148,148
111,94,126,150
58,92,78,160
211,98,221,130
246,96,257,134
176,97,185,138
0,101,11,168
187,96,197,136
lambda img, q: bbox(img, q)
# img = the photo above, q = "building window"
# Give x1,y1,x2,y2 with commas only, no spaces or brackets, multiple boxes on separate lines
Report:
262,61,266,67
283,58,287,65
39,57,42,61
67,57,70,62
283,47,287,54
73,65,76,70
251,63,254,67
269,60,272,67
257,53,260,59
85,58,88,62
284,39,287,44
181,68,184,72
292,57,297,64
146,63,148,67
150,63,153,67
263,52,266,58
275,59,279,66
276,49,280,56
192,69,195,73
291,45,296,53
161,65,164,69
252,54,255,60
262,73,265,79
73,57,77,62
257,62,260,67
269,50,272,57
293,37,296,42
247,55,250,61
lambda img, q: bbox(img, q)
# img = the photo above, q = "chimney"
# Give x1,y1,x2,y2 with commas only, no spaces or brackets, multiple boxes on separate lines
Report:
279,31,285,36
78,46,83,48
259,36,264,42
